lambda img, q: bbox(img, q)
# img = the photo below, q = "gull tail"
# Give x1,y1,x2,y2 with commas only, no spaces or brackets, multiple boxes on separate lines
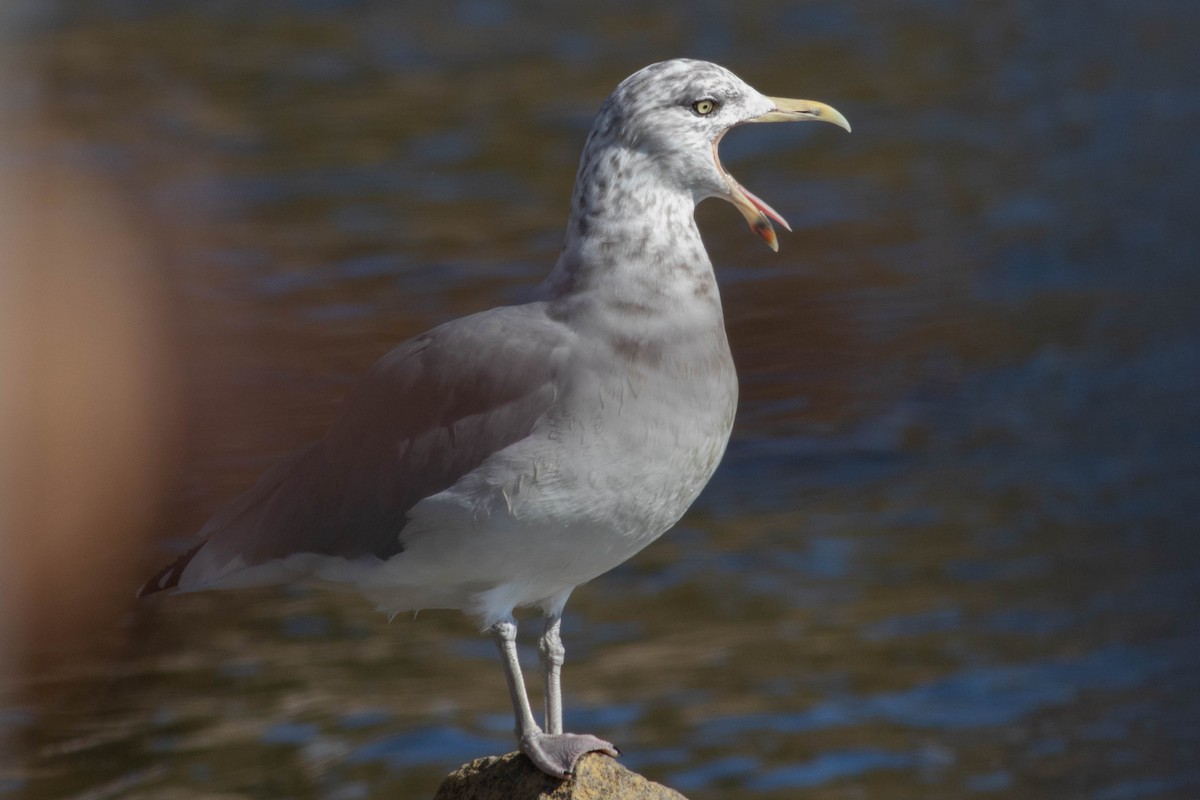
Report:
137,541,205,597
135,444,320,598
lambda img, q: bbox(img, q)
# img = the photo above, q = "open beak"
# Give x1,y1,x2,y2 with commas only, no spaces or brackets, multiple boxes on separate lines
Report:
719,97,851,251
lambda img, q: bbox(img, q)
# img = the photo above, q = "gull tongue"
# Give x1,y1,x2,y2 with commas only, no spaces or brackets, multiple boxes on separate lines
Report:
732,177,792,251
737,180,792,233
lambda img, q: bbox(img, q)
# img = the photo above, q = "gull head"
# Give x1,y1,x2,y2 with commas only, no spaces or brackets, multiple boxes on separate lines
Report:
583,59,850,252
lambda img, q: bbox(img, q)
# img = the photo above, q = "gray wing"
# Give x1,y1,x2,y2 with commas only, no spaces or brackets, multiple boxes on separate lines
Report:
141,302,569,595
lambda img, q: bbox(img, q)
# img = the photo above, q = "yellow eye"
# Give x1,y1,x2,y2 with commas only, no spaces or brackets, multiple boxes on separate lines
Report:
692,99,717,116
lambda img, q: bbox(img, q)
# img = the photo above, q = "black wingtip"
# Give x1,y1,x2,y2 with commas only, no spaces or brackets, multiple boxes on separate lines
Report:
137,541,205,598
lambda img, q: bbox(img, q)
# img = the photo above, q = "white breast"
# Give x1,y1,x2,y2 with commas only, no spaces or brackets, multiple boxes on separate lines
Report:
358,309,737,625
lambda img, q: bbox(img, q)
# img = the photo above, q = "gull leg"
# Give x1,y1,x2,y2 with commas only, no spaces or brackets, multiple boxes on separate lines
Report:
539,614,565,734
490,618,618,778
491,618,541,740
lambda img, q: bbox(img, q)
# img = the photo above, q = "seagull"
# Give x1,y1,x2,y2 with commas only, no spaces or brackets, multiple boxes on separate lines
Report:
139,58,849,779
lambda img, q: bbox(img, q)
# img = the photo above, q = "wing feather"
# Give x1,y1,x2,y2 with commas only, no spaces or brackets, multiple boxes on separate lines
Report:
159,302,569,591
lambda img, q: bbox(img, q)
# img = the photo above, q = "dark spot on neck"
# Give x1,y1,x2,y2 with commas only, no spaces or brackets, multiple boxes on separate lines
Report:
608,334,665,367
692,272,717,298
608,299,658,317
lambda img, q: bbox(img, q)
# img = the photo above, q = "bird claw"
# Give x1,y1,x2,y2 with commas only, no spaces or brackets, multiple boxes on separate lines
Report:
520,730,620,778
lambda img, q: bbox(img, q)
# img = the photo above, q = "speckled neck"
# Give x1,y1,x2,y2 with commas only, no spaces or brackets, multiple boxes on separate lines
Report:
543,140,718,318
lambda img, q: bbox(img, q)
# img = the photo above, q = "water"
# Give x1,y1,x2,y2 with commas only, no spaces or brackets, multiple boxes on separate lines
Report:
3,1,1199,798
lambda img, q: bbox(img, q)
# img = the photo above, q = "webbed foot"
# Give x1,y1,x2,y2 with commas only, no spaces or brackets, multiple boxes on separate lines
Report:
520,730,619,778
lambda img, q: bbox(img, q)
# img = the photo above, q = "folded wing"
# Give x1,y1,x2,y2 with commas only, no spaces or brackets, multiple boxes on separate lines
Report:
140,303,569,596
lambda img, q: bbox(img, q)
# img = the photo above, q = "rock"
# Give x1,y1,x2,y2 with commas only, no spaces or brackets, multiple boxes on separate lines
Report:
433,752,689,800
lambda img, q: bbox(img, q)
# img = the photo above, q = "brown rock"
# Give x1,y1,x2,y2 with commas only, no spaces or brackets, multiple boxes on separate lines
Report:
433,752,689,800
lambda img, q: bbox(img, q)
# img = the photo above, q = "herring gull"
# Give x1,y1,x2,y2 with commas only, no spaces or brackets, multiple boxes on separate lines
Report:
139,58,849,778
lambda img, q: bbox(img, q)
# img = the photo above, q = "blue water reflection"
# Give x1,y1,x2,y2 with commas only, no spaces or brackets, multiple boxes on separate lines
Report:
349,726,508,771
695,637,1200,736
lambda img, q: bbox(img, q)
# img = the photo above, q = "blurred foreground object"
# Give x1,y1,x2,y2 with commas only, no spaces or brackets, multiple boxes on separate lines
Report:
0,124,182,685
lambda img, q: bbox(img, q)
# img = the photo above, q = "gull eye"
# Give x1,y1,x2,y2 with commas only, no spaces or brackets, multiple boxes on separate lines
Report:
691,98,718,116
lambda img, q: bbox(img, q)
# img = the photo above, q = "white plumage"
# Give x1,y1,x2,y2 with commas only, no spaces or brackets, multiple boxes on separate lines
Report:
141,58,848,778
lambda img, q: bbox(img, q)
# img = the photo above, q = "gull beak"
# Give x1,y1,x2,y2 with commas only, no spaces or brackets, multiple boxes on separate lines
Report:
749,97,852,131
723,97,851,251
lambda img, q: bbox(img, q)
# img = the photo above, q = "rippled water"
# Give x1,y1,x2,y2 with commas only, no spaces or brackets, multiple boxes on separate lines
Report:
3,1,1199,798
